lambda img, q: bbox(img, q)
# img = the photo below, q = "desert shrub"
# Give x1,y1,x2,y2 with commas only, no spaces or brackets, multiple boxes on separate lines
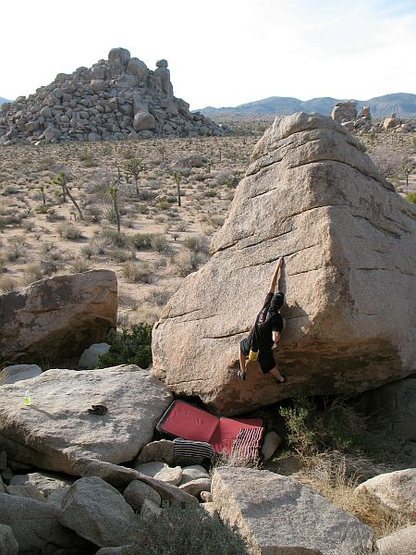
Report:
57,222,83,240
0,276,19,293
80,245,94,260
128,502,247,555
184,235,210,255
98,323,153,369
204,189,217,198
71,257,90,273
280,397,318,458
131,232,156,250
99,229,129,248
108,248,130,263
35,204,49,214
85,205,103,223
3,243,26,262
41,257,62,276
174,250,208,277
146,288,174,306
150,234,171,254
280,397,370,460
45,208,65,222
21,263,43,285
406,192,416,203
122,262,153,283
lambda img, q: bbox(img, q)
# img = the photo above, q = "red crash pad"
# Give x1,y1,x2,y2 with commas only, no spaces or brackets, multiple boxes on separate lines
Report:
156,400,264,455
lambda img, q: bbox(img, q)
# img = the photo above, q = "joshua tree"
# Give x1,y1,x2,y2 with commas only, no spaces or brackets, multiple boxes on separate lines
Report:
173,171,182,207
108,183,121,233
51,172,83,220
124,158,146,197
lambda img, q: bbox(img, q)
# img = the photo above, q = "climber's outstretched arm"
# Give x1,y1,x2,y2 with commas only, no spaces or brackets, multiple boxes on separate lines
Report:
269,257,284,292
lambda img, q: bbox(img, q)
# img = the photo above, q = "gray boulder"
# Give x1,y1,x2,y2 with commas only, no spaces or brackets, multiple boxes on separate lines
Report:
79,342,110,369
9,471,71,500
0,493,92,553
0,364,42,384
0,270,117,364
0,524,18,555
355,469,416,517
0,365,172,474
152,113,416,415
59,476,137,547
134,461,182,485
136,439,175,464
133,111,156,131
212,467,377,554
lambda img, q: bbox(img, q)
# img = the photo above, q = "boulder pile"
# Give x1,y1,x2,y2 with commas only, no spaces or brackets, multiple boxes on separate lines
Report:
0,47,223,145
152,112,416,415
331,100,416,133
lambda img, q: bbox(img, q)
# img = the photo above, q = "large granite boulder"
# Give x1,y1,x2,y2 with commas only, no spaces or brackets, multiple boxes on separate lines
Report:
212,467,377,554
0,365,172,474
0,269,117,364
152,113,416,415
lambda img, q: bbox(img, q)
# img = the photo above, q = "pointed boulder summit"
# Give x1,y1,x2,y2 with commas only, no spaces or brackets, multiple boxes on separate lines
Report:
152,113,416,415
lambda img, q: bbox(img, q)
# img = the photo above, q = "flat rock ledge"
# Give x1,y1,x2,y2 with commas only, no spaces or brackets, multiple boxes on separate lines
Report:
212,467,378,555
0,365,172,474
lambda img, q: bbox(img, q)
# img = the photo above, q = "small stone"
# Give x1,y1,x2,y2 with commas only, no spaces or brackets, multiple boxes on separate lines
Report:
134,462,182,486
179,478,212,498
123,480,161,512
200,491,213,502
180,465,210,485
261,431,282,462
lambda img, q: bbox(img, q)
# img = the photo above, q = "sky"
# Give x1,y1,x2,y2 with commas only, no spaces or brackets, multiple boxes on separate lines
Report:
1,0,415,110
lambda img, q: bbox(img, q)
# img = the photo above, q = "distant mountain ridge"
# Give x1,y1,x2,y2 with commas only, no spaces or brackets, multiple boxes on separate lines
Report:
198,93,416,119
0,97,10,105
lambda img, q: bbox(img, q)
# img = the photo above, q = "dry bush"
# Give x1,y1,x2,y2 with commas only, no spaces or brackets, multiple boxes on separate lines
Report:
298,451,414,539
70,257,91,273
21,263,43,285
0,276,19,293
56,222,83,240
122,261,153,284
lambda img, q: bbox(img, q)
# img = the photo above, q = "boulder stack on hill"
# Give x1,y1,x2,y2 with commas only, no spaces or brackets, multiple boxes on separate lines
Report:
0,47,223,144
152,112,416,415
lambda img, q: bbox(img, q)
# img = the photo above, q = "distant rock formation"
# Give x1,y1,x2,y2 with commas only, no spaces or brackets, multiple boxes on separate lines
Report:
0,47,222,144
152,113,416,415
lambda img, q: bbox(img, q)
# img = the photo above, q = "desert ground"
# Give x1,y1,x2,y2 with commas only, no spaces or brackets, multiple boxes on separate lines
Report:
0,119,415,330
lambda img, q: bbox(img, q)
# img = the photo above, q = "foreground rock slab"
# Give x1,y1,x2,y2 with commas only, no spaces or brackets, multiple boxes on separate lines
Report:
0,270,117,364
0,365,172,474
152,112,416,414
212,467,377,554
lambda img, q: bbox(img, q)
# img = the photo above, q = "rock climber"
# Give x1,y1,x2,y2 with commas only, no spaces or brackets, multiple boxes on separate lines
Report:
238,257,286,383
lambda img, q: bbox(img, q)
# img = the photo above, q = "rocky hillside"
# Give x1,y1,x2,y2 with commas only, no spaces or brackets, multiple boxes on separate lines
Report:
0,48,222,145
200,92,416,119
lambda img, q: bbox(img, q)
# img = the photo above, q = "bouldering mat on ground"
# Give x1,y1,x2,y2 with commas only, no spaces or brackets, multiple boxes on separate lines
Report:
156,400,264,455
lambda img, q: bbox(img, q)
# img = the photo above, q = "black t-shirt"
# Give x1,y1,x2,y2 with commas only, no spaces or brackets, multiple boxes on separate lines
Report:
247,292,283,352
